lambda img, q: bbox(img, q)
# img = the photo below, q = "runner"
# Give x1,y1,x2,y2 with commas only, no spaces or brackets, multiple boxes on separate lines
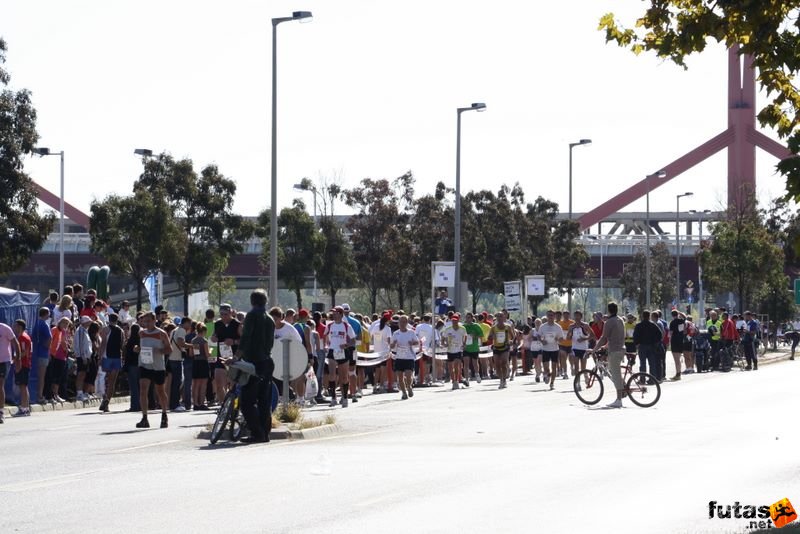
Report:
137,311,172,429
463,312,484,385
538,311,565,391
568,311,594,383
323,306,356,407
390,315,419,400
488,312,515,389
211,304,240,406
124,324,141,412
442,314,467,390
99,313,124,412
557,310,574,379
190,324,211,410
369,312,392,393
341,304,362,402
526,319,544,382
11,320,31,417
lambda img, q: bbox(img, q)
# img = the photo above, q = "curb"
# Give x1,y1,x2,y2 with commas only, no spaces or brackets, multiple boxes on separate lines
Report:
196,423,339,443
2,395,132,417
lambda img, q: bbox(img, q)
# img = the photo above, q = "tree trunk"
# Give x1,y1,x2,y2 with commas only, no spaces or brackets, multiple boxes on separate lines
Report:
183,285,190,316
136,278,144,312
330,287,337,307
370,288,378,315
295,288,302,310
397,285,405,311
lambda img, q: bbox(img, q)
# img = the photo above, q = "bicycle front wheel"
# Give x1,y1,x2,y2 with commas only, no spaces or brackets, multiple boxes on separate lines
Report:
231,405,247,441
574,369,604,405
210,390,236,444
626,372,661,408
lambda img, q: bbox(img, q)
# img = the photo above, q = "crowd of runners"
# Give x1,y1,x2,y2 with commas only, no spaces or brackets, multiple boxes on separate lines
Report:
0,283,781,424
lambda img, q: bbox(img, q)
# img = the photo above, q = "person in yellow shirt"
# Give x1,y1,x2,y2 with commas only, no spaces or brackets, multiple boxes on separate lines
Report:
557,311,574,379
624,314,637,354
477,315,492,380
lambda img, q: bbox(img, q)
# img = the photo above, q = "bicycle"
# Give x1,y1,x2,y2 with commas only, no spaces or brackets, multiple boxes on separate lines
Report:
574,352,661,408
210,359,263,444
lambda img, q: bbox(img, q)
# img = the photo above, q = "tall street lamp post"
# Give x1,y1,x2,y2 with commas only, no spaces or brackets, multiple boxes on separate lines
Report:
645,170,667,310
453,102,486,312
270,10,313,307
676,192,693,306
568,139,591,220
33,147,65,292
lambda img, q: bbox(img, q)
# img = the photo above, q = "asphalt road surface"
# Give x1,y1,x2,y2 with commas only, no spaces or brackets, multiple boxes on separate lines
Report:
1,358,798,534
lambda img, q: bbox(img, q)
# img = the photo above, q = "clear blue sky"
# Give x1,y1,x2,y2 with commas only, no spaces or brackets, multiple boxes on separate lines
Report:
3,0,790,222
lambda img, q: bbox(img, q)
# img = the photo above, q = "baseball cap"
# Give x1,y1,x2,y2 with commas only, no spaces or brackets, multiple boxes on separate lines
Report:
331,306,344,314
298,308,309,318
79,315,92,324
341,303,351,312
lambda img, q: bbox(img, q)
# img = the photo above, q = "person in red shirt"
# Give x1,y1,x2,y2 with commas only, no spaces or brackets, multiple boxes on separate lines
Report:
720,311,738,371
13,319,33,416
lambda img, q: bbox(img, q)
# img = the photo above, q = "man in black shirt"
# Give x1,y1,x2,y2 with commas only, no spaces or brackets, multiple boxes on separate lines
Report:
668,310,687,380
632,310,663,382
237,290,275,443
210,304,240,405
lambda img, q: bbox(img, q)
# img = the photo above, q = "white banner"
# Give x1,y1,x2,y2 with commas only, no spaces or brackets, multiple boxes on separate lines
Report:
504,280,522,312
525,275,545,296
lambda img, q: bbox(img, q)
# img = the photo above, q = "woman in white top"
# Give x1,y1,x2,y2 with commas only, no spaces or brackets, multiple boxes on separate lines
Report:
524,319,544,382
52,295,73,326
369,314,392,393
567,311,595,380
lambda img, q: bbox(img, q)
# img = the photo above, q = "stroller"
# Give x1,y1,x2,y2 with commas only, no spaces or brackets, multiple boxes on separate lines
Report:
692,330,712,373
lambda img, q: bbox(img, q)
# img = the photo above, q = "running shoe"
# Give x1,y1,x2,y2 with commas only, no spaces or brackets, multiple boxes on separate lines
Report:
341,397,348,408
452,382,459,390
329,398,337,407
160,413,169,428
606,399,623,408
408,387,414,397
136,418,150,428
401,392,408,400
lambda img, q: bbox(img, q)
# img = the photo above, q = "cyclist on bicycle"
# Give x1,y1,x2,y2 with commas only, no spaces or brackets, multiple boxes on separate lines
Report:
588,302,626,408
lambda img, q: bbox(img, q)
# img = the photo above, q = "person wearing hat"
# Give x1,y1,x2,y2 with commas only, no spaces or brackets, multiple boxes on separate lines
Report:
488,312,516,389
441,314,467,390
340,304,362,401
323,306,356,407
99,313,124,412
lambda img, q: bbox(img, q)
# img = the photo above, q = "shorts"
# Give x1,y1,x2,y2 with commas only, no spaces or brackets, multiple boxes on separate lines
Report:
48,358,67,383
542,351,559,363
447,352,462,361
670,342,684,354
345,347,356,367
328,348,355,364
528,351,542,358
558,345,572,353
139,367,166,385
14,367,30,386
101,358,122,372
0,361,9,379
76,357,89,373
393,359,415,372
192,359,210,379
493,350,509,358
683,341,693,353
464,351,480,359
573,349,587,359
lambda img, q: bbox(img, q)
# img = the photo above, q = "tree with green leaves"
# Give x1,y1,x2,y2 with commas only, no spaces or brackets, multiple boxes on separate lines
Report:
0,38,54,277
89,190,185,311
619,242,676,312
699,201,786,313
206,256,236,309
409,181,453,313
598,2,800,201
317,217,357,308
260,199,324,309
135,154,254,314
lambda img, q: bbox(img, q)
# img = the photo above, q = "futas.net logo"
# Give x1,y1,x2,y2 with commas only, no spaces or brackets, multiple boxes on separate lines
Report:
708,498,798,529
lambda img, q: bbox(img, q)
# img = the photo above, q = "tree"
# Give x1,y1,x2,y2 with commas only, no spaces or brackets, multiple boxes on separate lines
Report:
135,154,254,314
409,181,453,313
89,190,185,311
698,201,785,312
598,2,800,201
0,38,54,277
619,242,676,312
259,199,324,309
206,256,236,309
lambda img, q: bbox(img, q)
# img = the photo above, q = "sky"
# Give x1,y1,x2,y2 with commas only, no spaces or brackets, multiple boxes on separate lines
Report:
3,0,792,225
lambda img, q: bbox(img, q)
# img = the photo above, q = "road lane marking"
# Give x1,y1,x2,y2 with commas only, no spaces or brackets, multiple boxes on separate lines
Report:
45,424,80,431
0,471,102,492
110,439,180,453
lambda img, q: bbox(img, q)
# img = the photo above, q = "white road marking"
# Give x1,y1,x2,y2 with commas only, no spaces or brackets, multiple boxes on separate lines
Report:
45,424,80,431
0,471,101,492
110,439,180,453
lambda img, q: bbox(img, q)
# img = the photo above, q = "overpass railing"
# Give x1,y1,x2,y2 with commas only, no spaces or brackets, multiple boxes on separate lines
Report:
578,235,707,257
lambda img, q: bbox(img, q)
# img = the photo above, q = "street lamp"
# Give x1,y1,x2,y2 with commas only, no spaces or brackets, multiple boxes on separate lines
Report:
294,179,320,301
676,192,694,306
270,10,313,307
568,139,592,220
133,148,153,158
33,147,65,293
645,169,667,310
689,209,712,311
454,102,486,312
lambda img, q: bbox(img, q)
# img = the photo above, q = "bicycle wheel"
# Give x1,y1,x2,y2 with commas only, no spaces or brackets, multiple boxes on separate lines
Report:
210,390,236,444
230,399,247,441
574,369,603,405
625,372,661,408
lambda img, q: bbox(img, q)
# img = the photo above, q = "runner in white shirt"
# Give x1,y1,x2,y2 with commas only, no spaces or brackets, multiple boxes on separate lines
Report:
538,310,565,391
567,311,595,390
323,307,356,407
390,316,419,400
414,314,436,384
369,313,393,393
441,314,467,390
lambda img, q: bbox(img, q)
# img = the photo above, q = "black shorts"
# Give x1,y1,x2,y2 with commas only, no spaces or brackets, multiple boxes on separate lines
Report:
542,351,559,363
346,347,356,367
76,357,89,373
394,359,415,372
682,341,693,352
14,367,30,386
573,349,587,359
670,342,684,353
192,359,210,380
140,367,166,385
464,351,480,359
0,361,8,379
48,358,67,383
625,342,636,353
493,350,509,358
447,352,462,361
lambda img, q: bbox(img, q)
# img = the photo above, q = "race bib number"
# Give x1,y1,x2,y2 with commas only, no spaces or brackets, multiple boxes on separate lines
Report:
373,333,381,344
495,331,506,344
219,344,233,358
334,349,345,360
530,340,543,352
397,346,412,359
140,347,154,365
545,333,555,343
466,335,473,345
678,324,685,332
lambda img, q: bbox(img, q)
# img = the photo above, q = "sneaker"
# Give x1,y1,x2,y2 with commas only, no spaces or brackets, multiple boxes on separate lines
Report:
476,375,482,384
341,397,348,408
136,418,150,429
408,388,414,398
561,373,568,380
173,405,186,412
99,400,109,412
510,375,515,382
329,398,337,408
54,395,66,403
670,374,681,381
351,396,358,403
355,389,363,399
12,409,27,418
549,384,555,391
401,392,408,400
452,382,459,391
606,399,623,408
462,379,469,388
535,374,541,383
160,413,168,428
195,404,210,411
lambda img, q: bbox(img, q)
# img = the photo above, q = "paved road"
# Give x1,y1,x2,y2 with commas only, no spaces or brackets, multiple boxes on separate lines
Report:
1,358,798,534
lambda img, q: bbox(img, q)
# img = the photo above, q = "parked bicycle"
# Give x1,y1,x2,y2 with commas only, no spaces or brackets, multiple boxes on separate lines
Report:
574,353,661,408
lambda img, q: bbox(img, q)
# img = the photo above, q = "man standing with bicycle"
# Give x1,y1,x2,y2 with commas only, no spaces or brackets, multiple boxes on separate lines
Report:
237,289,275,444
590,302,626,408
